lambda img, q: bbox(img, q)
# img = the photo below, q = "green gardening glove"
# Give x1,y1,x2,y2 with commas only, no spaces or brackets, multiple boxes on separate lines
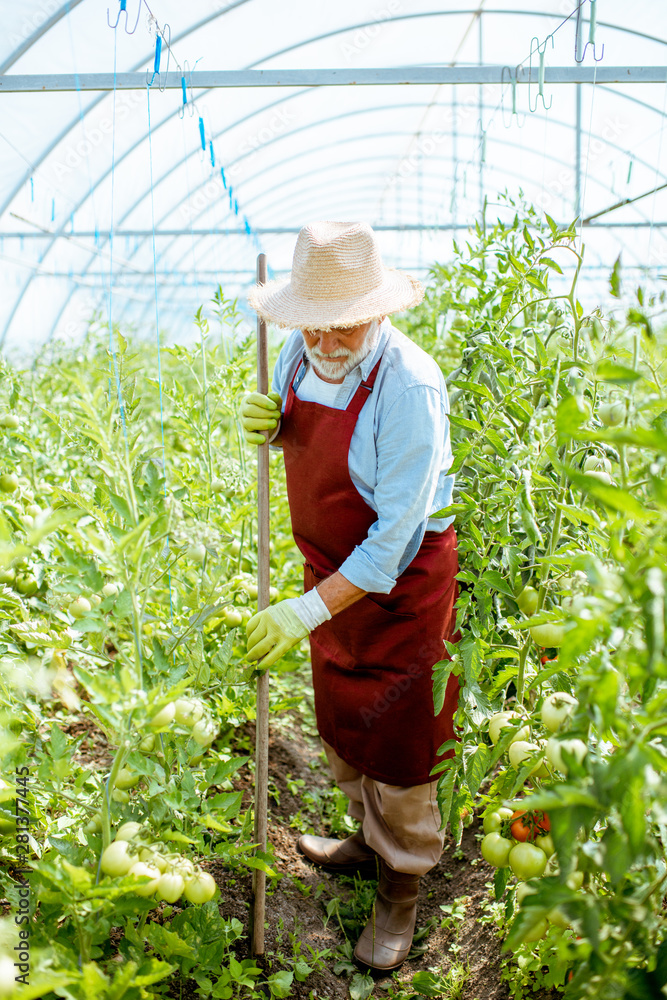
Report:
246,601,309,671
240,392,282,445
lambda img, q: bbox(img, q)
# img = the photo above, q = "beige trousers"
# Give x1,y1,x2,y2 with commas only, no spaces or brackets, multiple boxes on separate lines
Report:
321,740,445,876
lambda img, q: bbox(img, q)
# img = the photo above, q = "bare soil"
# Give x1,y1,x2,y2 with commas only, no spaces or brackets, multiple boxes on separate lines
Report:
212,717,518,1000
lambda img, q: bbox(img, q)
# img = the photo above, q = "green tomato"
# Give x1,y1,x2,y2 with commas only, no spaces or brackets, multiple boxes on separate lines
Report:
497,807,514,821
138,847,168,872
508,740,546,776
583,455,612,474
139,734,156,753
114,768,140,790
522,917,548,942
546,906,570,929
483,812,502,835
69,596,91,619
598,402,624,426
515,881,538,905
111,788,130,804
0,414,20,430
220,607,243,627
88,593,101,608
129,861,161,897
174,698,205,727
15,575,38,596
545,737,588,774
192,719,218,747
115,821,143,841
541,692,578,733
481,832,513,868
183,870,216,904
583,470,612,486
0,474,19,494
84,812,103,834
528,622,566,647
101,840,137,876
102,582,120,598
0,568,15,585
488,711,518,745
157,871,185,903
535,833,555,857
566,870,584,891
148,703,176,729
517,586,539,616
509,842,548,880
186,543,207,564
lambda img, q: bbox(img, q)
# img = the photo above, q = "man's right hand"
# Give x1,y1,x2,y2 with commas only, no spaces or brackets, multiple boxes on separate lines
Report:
240,392,282,445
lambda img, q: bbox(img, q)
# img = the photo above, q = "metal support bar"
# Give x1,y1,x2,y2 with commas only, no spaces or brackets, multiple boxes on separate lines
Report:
1,66,664,92
5,222,667,239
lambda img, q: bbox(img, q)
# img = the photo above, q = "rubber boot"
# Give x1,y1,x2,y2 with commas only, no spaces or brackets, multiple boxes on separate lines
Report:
297,829,379,878
353,859,420,973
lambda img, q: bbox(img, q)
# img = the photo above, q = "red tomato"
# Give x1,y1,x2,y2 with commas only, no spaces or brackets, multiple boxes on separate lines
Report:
541,653,558,665
510,810,551,842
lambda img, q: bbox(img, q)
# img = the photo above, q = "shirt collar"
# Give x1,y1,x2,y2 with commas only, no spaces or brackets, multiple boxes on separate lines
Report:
358,316,391,380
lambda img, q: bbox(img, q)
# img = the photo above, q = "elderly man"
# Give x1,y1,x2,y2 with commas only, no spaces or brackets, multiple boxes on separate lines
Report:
241,221,460,973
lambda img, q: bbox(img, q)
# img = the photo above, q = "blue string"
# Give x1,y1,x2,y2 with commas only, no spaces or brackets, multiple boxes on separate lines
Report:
220,166,226,189
51,198,55,222
147,84,175,626
30,177,34,202
209,140,215,168
198,116,206,152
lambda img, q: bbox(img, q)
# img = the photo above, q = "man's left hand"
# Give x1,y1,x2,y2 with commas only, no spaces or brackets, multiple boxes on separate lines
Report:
246,601,309,671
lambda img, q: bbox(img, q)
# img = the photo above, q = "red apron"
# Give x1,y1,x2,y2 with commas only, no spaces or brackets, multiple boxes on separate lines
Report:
281,348,461,786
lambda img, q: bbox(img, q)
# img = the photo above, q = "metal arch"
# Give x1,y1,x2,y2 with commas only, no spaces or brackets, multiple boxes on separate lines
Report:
26,90,666,343
5,7,667,343
0,0,87,75
32,98,578,338
243,8,667,72
107,97,665,311
0,0,255,221
130,165,630,329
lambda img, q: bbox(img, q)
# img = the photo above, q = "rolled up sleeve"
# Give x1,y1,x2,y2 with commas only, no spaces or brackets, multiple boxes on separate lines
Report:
338,384,450,593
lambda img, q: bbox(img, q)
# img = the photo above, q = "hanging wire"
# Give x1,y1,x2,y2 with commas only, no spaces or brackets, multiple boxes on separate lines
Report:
107,0,142,34
146,84,175,625
647,71,667,269
574,0,604,64
578,63,599,249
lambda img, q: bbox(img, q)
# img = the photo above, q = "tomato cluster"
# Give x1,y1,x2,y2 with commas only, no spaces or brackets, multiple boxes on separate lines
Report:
100,824,216,905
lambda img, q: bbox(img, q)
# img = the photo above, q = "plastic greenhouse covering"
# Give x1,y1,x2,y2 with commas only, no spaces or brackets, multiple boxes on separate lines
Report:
1,0,666,358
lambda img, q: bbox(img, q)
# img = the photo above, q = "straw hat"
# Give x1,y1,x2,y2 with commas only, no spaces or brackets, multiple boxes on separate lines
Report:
248,221,424,330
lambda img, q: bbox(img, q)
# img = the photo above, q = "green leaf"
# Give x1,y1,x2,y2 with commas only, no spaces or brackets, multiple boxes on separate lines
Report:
540,256,563,274
267,970,294,998
107,491,134,524
610,254,622,297
49,723,68,760
436,766,457,830
432,659,453,715
595,360,642,384
494,865,509,901
349,973,375,1000
411,971,448,997
463,743,489,798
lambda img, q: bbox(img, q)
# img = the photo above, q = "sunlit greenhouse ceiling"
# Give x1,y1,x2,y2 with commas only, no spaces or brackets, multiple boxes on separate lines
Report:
1,0,666,357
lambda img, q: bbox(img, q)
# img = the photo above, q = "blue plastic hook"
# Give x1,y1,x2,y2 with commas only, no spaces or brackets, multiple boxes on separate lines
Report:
107,0,141,34
199,117,206,152
146,22,171,90
528,35,554,112
575,0,604,63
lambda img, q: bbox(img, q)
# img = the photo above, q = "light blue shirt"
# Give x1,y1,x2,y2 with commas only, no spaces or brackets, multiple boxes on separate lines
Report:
271,318,455,594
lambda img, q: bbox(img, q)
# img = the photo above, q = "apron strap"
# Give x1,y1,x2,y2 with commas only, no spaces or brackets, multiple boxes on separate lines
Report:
345,355,383,416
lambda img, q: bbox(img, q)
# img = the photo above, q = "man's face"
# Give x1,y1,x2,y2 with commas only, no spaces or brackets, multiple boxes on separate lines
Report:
302,321,374,381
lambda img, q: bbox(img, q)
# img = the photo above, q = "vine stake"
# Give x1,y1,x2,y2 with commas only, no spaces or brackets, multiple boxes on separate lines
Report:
250,252,270,956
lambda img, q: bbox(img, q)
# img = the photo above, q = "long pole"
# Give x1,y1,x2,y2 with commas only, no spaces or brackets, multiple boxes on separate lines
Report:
250,252,270,957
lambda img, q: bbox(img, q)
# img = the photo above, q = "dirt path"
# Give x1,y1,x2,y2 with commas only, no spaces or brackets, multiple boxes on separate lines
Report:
221,717,514,1000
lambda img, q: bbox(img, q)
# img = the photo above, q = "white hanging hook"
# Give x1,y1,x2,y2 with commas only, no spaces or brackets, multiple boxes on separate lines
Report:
502,65,525,129
528,35,554,113
575,0,605,63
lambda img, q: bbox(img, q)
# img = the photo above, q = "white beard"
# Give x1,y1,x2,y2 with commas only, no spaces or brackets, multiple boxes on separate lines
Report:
304,320,379,380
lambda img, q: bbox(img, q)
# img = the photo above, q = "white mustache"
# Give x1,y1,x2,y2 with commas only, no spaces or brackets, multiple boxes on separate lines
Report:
310,346,350,359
